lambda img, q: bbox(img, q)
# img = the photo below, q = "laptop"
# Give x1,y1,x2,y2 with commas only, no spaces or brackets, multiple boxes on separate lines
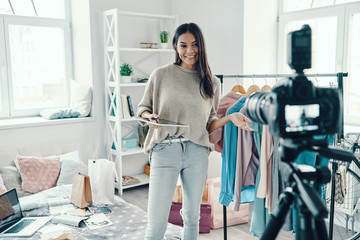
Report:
0,188,52,238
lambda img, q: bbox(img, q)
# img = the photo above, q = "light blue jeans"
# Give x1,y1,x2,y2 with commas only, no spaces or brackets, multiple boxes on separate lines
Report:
145,139,209,240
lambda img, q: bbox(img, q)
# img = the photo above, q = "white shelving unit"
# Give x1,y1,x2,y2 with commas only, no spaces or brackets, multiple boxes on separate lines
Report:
103,9,178,194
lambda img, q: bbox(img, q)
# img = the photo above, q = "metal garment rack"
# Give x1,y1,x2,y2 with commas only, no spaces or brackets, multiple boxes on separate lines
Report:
215,72,348,240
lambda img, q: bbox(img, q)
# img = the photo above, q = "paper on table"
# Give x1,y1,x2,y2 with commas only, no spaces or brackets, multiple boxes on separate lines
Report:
84,213,113,230
51,215,88,227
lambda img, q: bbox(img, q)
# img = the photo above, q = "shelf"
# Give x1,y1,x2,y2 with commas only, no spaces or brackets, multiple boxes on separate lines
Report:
119,48,173,53
121,117,138,122
117,10,177,20
108,117,139,123
111,147,144,156
122,174,150,189
119,82,147,87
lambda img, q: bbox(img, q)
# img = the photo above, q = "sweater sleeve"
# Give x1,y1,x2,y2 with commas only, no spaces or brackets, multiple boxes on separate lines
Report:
137,72,155,125
207,76,221,129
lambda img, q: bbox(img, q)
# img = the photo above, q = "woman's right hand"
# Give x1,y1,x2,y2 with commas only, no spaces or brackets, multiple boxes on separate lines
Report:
145,113,161,129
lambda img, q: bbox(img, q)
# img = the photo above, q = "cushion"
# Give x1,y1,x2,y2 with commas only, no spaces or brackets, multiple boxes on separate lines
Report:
14,150,80,171
17,156,61,194
71,80,92,117
40,108,80,120
0,166,31,197
0,174,7,194
57,159,88,186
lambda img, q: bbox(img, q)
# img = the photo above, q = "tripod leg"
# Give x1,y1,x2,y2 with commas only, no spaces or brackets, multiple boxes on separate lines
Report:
260,191,293,240
296,208,316,240
315,218,329,240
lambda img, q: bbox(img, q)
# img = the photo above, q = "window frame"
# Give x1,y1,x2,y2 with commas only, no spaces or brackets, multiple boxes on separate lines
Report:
277,1,360,126
0,0,73,118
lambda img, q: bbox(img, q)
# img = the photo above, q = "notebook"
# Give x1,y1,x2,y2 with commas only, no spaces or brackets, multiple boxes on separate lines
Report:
137,117,189,127
0,188,52,238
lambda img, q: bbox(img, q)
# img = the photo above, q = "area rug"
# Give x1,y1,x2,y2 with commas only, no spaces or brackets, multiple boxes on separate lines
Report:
19,196,182,240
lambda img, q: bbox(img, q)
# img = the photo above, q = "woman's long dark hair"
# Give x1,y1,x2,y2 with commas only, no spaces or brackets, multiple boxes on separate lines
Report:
172,23,214,99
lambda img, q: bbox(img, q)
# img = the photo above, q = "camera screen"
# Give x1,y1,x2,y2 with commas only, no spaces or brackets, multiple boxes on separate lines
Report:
285,104,320,133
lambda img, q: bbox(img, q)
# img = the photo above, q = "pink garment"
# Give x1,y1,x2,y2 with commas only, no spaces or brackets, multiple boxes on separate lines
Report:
209,91,241,153
256,125,274,212
233,106,259,211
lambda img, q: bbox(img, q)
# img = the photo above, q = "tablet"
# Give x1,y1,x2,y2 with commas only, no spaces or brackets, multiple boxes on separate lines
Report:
136,117,189,127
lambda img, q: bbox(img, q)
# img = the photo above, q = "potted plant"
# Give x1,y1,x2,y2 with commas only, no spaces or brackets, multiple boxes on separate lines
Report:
160,31,169,49
120,63,133,83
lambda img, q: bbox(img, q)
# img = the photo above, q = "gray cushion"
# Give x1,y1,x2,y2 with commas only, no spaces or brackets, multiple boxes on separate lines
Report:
56,160,88,186
0,166,31,197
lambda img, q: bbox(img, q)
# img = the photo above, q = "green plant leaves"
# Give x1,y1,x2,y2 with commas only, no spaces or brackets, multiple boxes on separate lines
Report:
160,31,169,43
120,63,133,76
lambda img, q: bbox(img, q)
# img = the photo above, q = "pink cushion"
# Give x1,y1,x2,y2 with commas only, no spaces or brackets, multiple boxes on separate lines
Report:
17,156,61,193
0,174,7,194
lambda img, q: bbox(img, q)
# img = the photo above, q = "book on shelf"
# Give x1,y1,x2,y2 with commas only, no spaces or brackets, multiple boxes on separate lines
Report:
84,213,113,230
87,204,111,214
113,95,123,118
122,175,140,186
120,95,131,119
126,95,135,117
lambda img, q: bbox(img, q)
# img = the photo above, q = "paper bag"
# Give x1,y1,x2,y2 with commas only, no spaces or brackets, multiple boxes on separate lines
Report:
88,159,118,204
172,184,208,204
207,178,249,229
70,173,92,208
172,185,183,203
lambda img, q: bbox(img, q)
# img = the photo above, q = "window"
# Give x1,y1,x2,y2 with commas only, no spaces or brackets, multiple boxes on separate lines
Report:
0,0,72,118
283,0,360,12
278,1,360,126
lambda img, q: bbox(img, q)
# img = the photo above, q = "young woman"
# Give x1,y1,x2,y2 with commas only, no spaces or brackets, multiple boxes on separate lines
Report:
137,22,253,240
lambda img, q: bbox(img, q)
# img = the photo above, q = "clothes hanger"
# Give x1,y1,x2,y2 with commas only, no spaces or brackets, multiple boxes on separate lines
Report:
244,75,260,97
231,76,246,94
261,76,272,91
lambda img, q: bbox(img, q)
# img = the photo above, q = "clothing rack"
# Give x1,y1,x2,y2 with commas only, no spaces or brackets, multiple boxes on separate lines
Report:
215,72,348,240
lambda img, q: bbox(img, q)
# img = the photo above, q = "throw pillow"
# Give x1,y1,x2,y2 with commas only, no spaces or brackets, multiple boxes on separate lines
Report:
17,156,61,194
71,80,92,117
57,159,88,186
0,166,31,198
40,108,80,120
0,174,7,194
14,150,80,171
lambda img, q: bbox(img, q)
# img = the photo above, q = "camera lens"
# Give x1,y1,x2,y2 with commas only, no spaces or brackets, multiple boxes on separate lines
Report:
245,92,272,125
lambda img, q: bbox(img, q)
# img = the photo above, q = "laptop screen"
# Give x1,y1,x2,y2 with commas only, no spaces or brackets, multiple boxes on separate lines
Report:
0,189,22,233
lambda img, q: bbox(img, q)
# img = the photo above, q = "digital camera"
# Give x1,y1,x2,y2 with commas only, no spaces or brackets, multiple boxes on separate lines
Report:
245,25,342,138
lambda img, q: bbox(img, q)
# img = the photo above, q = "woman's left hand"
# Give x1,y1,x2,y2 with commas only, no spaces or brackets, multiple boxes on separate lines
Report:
230,112,254,131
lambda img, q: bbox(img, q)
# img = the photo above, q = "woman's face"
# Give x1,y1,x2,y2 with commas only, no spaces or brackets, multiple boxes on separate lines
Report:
175,32,199,70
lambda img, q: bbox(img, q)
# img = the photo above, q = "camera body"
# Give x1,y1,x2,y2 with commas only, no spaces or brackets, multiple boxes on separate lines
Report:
245,25,342,139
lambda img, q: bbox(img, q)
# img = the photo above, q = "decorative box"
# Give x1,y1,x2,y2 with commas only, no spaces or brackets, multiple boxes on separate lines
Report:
121,138,138,150
145,163,150,176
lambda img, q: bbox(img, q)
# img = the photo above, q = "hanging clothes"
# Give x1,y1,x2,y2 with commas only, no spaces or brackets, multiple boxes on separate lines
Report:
233,106,259,210
257,125,274,212
209,91,242,153
218,96,247,207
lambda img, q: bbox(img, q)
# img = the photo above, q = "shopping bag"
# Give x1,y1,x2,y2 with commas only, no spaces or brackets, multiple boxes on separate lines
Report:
168,202,212,233
207,177,249,229
172,185,183,203
88,159,118,204
70,173,92,208
172,184,208,204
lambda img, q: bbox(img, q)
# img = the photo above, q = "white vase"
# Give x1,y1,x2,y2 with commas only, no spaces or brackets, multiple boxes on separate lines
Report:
121,76,131,83
160,42,168,49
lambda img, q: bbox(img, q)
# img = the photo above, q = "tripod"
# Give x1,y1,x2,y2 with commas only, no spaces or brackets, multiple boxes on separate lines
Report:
260,138,355,240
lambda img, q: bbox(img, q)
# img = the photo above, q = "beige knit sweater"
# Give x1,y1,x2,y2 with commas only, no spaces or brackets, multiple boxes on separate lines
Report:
137,63,221,154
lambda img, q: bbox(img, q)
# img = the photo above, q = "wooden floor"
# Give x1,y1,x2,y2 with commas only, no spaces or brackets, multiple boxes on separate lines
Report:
120,185,294,240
